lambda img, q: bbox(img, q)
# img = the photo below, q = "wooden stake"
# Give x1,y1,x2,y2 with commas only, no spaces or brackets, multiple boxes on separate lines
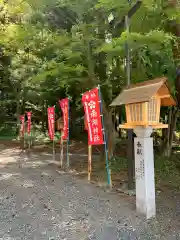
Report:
66,139,69,168
28,133,31,151
88,145,92,181
109,169,112,187
23,135,25,151
60,136,64,168
66,99,70,169
53,140,55,161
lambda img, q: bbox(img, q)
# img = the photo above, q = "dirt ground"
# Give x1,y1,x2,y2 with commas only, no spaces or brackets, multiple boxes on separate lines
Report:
4,139,128,187
0,143,180,239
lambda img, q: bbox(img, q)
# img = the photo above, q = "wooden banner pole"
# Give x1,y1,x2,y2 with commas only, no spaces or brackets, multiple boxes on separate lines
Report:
23,134,25,151
23,119,25,151
98,86,112,187
66,98,70,168
88,144,92,181
53,139,55,161
28,131,31,151
66,139,69,168
60,135,64,167
23,121,25,151
19,124,22,152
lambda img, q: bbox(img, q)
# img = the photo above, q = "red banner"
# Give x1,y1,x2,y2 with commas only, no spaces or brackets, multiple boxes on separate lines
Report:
20,115,25,137
27,112,32,135
59,98,69,140
47,107,55,140
82,88,104,145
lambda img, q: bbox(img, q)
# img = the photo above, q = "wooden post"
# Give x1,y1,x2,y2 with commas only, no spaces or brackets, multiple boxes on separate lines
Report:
53,139,55,161
28,132,31,151
60,136,64,167
23,135,25,151
66,98,70,168
88,145,92,181
109,169,112,186
28,139,30,150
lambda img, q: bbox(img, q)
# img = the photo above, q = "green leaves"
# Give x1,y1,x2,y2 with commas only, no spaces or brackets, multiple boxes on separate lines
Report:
97,29,174,57
0,0,179,128
96,0,130,12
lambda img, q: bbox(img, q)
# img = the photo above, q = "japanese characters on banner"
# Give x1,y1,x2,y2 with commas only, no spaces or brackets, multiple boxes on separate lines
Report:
82,88,104,145
59,98,69,140
20,115,25,137
47,107,55,140
27,112,32,135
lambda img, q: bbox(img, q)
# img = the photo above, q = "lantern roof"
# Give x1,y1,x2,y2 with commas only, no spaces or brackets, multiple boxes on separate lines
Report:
110,77,176,107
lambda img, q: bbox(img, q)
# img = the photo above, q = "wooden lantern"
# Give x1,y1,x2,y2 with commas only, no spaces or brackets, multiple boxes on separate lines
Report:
110,77,176,129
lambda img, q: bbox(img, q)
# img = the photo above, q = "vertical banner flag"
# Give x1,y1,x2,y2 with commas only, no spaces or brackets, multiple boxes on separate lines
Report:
82,88,104,145
59,98,69,140
20,115,25,137
27,112,32,135
47,107,55,140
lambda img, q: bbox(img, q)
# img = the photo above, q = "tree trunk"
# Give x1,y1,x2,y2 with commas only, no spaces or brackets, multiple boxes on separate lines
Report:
118,107,122,138
15,93,22,135
102,103,116,160
16,99,21,125
84,20,116,162
162,0,180,157
163,107,178,157
42,100,46,133
42,117,45,133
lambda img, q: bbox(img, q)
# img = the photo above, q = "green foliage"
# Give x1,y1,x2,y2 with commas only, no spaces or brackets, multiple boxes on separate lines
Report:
110,156,128,172
155,154,180,190
0,122,17,139
110,153,180,190
0,0,179,137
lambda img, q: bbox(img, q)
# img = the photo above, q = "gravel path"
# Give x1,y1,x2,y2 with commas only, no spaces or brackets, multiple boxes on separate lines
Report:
0,147,180,240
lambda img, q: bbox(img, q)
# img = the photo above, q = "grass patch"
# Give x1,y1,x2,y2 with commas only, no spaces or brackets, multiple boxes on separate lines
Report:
110,156,128,173
0,123,17,140
22,129,62,146
155,154,180,189
110,153,180,190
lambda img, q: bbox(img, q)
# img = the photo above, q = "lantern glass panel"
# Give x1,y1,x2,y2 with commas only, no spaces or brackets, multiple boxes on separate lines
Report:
129,103,143,123
148,97,158,122
127,96,160,125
